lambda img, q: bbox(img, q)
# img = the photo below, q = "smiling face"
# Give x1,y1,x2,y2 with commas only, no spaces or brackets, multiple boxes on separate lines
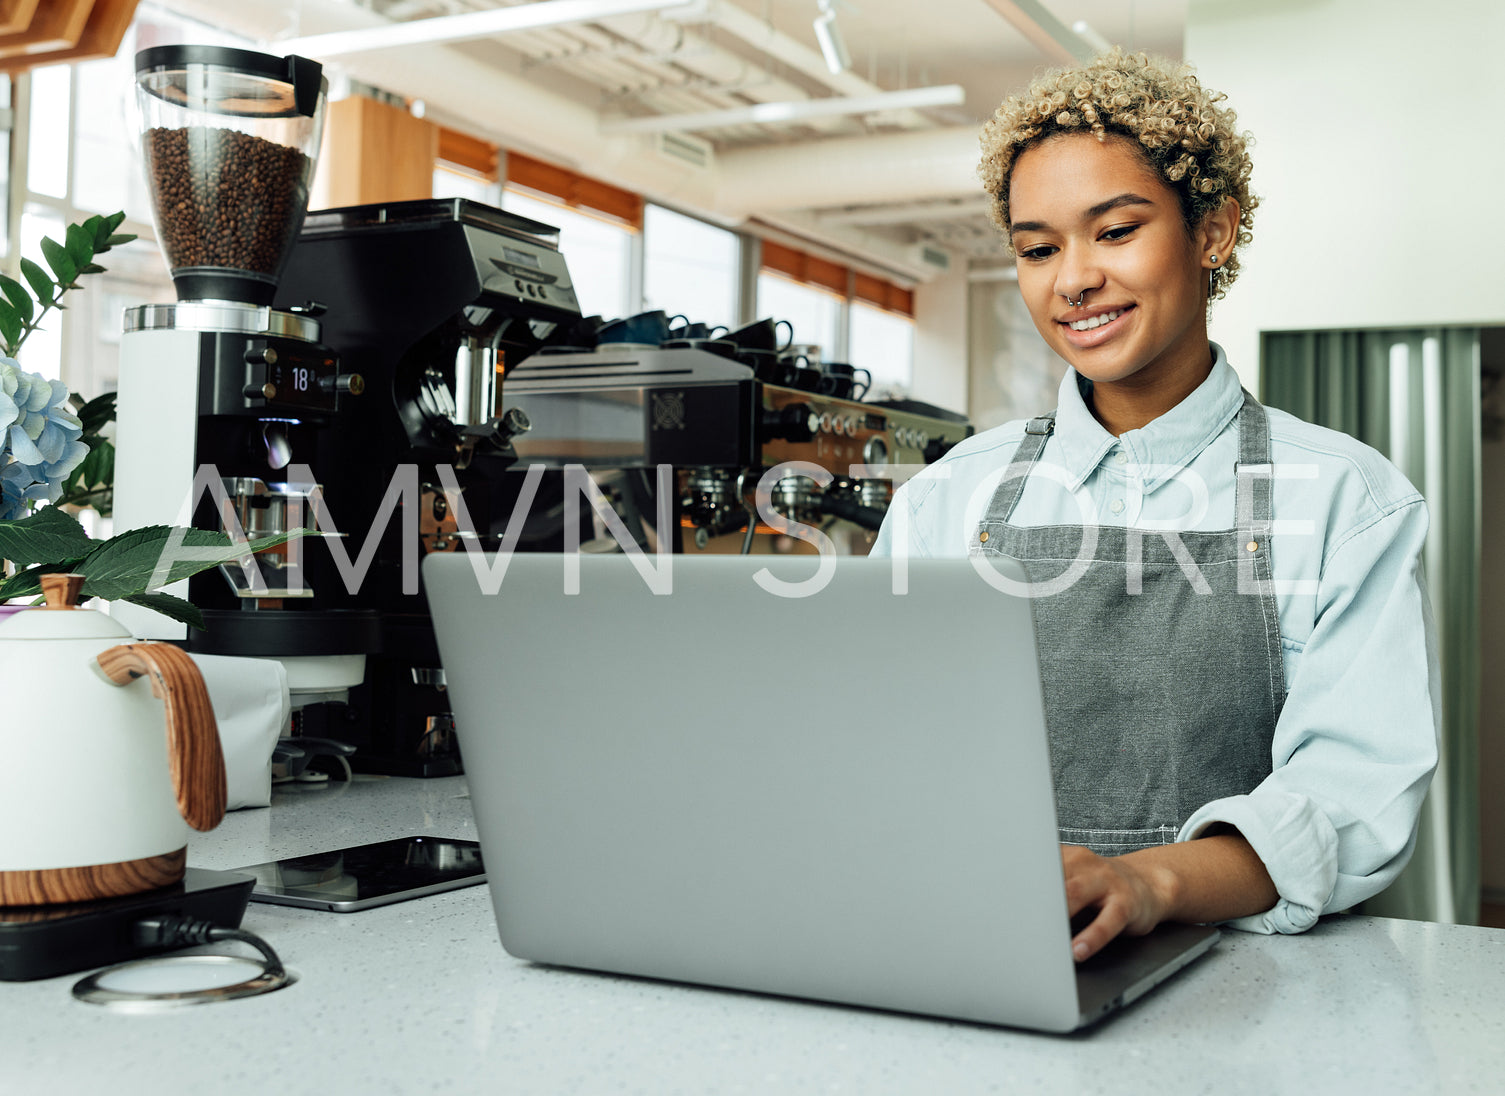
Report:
1008,133,1235,406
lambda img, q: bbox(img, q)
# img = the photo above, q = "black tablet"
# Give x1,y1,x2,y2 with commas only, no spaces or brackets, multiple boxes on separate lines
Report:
238,836,485,912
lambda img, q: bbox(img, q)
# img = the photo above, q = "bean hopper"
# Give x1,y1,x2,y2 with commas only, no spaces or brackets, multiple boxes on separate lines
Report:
114,46,378,724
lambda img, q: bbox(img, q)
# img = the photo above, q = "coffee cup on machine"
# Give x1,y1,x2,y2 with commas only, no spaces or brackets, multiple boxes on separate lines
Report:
736,348,780,382
791,363,824,393
820,363,872,400
596,310,688,346
727,317,795,354
668,321,729,341
662,337,740,360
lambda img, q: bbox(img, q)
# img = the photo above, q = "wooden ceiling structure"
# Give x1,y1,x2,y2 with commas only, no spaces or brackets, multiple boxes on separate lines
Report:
0,0,139,73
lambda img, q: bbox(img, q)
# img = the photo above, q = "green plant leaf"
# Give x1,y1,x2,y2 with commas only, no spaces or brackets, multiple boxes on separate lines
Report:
0,562,78,602
78,263,107,275
104,234,136,249
19,258,55,305
0,274,34,324
0,506,95,565
58,437,114,501
39,236,77,286
75,525,304,600
120,591,204,630
0,297,21,350
73,391,116,435
105,211,126,233
65,222,94,268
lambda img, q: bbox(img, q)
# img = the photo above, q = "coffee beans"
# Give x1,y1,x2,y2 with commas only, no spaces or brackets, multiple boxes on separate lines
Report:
144,126,310,276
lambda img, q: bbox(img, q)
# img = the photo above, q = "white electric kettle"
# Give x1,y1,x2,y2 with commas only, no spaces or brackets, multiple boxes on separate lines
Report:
0,573,226,906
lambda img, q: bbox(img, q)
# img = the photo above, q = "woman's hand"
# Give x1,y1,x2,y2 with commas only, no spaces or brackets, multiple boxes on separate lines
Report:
1062,830,1280,961
1062,844,1177,961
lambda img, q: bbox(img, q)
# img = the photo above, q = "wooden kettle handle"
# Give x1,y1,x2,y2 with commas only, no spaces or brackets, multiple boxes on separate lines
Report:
96,644,227,832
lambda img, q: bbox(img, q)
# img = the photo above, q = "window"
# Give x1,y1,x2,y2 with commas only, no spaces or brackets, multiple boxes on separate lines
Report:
73,46,153,224
642,204,738,332
432,164,501,206
27,65,70,200
755,271,843,359
848,301,915,397
502,188,635,322
10,5,243,394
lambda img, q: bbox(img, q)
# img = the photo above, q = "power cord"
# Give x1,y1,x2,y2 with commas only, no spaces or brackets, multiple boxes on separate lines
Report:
132,915,287,978
73,915,295,1009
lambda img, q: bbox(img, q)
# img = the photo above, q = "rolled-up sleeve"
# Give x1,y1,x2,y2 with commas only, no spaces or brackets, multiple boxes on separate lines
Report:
1178,498,1440,934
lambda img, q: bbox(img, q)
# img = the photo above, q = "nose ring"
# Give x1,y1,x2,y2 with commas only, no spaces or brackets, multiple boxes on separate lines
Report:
1066,291,1086,308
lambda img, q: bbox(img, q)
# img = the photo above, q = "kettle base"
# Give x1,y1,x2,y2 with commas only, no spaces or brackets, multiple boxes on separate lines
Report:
0,866,253,981
0,847,186,907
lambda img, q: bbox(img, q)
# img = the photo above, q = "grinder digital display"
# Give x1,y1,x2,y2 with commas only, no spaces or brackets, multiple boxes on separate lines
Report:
263,347,338,411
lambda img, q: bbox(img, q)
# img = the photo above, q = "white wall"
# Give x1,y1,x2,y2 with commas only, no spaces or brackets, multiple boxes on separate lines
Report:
1185,0,1505,390
911,268,969,415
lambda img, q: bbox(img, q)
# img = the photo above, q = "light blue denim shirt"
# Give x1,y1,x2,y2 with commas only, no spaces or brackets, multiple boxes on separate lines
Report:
870,345,1440,934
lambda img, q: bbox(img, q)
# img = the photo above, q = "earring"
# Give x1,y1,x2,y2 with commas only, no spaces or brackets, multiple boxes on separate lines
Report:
1210,253,1219,265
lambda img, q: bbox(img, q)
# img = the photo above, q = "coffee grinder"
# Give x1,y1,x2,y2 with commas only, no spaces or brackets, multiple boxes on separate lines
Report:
114,46,380,732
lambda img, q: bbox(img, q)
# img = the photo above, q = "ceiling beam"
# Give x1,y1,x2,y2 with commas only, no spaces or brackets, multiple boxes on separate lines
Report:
818,198,994,228
979,0,1096,65
600,84,965,135
276,0,698,58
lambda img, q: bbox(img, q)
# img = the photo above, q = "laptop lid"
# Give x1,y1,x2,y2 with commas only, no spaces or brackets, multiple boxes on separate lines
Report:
425,552,1207,1032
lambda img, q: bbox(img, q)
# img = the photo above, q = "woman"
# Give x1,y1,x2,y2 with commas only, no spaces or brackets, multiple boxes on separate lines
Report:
869,51,1438,962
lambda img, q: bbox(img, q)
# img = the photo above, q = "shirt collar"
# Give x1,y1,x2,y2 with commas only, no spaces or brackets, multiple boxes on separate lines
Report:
1050,343,1245,492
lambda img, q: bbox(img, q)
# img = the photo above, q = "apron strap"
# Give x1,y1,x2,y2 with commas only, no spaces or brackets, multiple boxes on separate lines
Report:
980,413,1056,528
1233,389,1275,545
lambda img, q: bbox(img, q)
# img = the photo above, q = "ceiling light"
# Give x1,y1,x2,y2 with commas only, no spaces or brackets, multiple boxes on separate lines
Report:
276,0,700,58
601,84,966,135
813,0,851,75
1071,21,1113,55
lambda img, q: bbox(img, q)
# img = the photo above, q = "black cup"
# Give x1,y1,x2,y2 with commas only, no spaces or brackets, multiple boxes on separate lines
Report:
596,310,689,345
737,348,780,382
790,364,824,393
663,337,740,360
727,317,795,353
821,363,871,401
668,321,730,341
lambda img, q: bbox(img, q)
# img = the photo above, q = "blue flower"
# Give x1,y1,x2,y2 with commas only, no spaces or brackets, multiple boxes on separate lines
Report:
0,357,88,520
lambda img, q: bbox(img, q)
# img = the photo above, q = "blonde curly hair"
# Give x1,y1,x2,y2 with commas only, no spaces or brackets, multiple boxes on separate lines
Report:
979,49,1257,298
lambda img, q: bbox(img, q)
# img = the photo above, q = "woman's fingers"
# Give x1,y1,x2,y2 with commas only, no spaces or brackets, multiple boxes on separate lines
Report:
1060,844,1158,961
1072,897,1129,961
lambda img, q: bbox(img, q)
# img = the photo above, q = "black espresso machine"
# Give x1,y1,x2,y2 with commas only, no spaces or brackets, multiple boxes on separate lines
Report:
117,188,581,775
497,346,972,555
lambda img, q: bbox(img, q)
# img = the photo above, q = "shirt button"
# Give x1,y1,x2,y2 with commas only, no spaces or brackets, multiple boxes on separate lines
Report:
1109,499,1125,515
1114,451,1128,465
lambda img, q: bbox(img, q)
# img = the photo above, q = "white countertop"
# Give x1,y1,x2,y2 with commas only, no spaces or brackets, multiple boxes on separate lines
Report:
7,775,1505,1095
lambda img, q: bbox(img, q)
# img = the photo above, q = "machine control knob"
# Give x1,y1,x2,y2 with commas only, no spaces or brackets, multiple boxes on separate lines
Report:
762,403,819,443
243,382,276,401
245,345,278,366
923,436,958,463
499,406,532,438
320,373,366,396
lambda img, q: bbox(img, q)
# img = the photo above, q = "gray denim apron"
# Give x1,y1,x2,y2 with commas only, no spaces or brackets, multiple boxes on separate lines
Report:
971,391,1285,856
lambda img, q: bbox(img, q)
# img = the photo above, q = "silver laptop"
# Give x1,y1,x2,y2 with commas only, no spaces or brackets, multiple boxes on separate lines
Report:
424,552,1218,1033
